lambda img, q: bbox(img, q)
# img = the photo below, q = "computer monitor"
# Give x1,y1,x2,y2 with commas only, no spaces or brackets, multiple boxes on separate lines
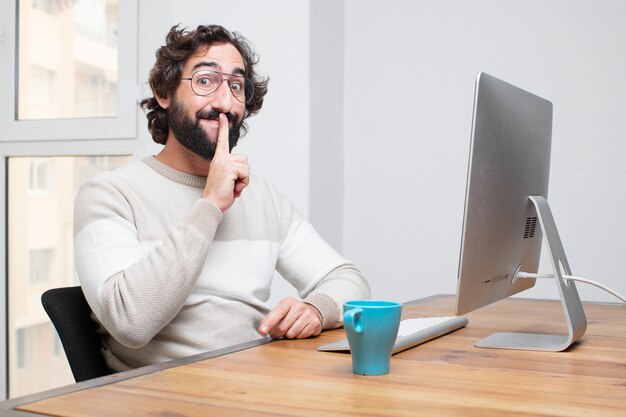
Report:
455,73,587,351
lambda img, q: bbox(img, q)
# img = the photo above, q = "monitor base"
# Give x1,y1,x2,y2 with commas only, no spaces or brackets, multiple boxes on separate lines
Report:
475,196,587,352
475,332,574,351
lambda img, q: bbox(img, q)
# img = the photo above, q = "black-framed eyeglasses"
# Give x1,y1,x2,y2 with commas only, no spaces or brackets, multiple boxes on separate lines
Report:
181,70,254,104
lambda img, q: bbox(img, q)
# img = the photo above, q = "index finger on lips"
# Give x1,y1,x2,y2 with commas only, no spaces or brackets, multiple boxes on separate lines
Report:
215,113,230,155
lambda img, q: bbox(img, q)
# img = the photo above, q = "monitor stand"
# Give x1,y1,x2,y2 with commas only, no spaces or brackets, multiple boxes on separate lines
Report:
474,195,587,351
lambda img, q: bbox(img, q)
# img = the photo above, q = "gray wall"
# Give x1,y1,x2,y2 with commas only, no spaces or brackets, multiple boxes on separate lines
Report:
342,0,626,303
310,0,345,251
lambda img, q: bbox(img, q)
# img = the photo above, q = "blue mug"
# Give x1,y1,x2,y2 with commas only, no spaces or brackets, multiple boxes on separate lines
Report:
343,300,402,375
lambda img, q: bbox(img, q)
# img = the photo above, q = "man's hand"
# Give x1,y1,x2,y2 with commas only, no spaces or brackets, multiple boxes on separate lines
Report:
203,113,250,211
258,297,323,339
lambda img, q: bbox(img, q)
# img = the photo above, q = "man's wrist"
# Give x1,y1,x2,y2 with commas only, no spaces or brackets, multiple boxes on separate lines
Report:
304,302,323,327
303,293,341,330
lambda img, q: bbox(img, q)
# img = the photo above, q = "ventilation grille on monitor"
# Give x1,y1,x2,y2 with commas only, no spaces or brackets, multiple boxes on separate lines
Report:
523,216,538,239
483,273,509,284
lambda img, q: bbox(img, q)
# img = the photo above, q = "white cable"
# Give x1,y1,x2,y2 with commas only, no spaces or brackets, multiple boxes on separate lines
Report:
517,272,626,303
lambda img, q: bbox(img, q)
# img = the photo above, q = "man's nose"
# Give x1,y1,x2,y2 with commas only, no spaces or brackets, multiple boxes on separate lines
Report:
210,81,234,113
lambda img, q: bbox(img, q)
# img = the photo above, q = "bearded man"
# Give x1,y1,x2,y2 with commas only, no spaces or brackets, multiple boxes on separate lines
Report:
73,24,370,372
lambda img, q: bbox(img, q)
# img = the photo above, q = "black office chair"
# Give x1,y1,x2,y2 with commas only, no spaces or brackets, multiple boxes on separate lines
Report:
41,286,112,382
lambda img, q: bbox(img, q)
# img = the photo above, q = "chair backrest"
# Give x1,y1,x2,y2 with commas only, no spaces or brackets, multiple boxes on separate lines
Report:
41,286,112,382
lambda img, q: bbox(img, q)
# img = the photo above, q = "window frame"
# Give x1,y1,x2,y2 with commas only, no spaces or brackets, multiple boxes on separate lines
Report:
0,0,139,141
0,140,143,399
0,0,143,398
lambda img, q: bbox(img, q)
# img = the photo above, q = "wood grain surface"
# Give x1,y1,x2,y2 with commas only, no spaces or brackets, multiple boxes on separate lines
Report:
13,295,626,417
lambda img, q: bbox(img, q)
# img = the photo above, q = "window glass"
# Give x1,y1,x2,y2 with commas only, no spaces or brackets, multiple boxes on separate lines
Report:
29,249,55,285
17,0,119,120
7,155,132,398
53,332,63,358
16,329,26,370
29,159,54,194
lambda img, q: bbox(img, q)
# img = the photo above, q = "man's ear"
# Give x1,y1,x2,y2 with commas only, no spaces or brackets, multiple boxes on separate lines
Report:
155,91,170,110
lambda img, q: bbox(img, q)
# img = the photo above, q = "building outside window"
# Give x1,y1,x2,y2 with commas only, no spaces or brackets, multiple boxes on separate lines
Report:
8,155,132,398
29,249,55,285
18,0,119,120
0,0,137,399
28,159,54,194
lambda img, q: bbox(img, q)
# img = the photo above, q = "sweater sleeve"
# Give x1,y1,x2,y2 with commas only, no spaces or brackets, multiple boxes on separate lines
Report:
271,187,371,329
73,177,223,348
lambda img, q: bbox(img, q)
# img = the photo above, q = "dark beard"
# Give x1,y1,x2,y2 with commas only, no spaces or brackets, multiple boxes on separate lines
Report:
168,97,242,160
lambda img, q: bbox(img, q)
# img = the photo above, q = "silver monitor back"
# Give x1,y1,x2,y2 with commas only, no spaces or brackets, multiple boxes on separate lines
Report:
455,72,552,316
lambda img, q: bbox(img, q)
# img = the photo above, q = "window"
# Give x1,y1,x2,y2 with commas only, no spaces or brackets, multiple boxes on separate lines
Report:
1,0,139,400
16,329,26,370
28,66,56,110
7,155,132,398
18,0,119,120
29,249,54,285
0,0,138,141
53,332,63,358
74,64,117,117
28,159,54,193
31,0,56,15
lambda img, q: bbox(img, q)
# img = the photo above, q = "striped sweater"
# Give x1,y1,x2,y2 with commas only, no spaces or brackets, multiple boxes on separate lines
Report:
73,156,370,371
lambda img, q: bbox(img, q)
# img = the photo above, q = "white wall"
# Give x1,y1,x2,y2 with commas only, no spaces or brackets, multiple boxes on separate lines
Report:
343,0,626,304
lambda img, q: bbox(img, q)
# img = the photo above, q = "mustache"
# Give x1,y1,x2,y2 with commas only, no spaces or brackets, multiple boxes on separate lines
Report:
196,109,238,124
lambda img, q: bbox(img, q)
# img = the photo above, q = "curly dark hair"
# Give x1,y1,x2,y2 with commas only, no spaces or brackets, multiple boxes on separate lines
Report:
140,24,269,144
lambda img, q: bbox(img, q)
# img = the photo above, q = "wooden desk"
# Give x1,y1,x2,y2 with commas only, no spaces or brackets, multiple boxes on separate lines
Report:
2,295,625,416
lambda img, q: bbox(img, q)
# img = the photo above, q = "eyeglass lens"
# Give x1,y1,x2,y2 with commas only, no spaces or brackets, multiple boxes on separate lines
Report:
191,70,251,103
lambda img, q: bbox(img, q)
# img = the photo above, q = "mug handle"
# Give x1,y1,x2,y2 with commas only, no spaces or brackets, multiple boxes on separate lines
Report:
343,307,364,334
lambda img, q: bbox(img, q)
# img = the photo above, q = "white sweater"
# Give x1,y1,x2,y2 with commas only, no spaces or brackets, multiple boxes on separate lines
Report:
73,157,370,371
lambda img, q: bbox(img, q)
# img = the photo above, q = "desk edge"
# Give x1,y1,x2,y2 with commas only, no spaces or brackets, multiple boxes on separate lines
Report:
0,336,274,416
1,294,454,415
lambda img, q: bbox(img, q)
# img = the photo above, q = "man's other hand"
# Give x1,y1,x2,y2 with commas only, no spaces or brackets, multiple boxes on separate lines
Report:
258,297,323,339
203,113,250,211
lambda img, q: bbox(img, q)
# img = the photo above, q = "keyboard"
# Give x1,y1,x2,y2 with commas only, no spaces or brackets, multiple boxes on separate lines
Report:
317,316,468,355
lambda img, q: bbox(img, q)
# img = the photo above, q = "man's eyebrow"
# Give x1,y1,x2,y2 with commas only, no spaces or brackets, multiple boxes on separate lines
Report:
191,61,247,76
